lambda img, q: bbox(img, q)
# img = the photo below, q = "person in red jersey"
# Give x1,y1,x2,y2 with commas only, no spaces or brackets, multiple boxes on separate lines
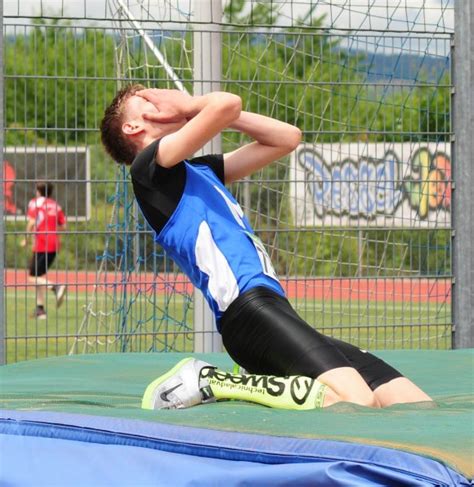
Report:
21,182,67,319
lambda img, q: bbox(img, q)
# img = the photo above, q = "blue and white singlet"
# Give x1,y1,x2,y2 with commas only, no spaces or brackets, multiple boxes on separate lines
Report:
153,161,284,326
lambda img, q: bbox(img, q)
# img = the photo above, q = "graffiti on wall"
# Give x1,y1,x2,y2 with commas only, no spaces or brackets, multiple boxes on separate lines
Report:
291,144,451,227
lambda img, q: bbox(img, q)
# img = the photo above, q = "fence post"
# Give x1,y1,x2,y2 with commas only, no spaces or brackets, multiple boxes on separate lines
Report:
453,2,474,348
0,2,6,365
192,0,223,353
0,0,5,365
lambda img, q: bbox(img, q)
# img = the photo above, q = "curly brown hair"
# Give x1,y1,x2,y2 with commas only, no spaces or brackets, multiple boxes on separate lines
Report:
100,84,145,165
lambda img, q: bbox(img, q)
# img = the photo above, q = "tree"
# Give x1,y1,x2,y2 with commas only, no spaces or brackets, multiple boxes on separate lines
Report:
4,19,117,146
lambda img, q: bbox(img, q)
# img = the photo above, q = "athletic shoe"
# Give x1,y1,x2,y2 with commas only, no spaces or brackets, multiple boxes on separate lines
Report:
32,308,47,320
54,285,67,308
142,357,216,410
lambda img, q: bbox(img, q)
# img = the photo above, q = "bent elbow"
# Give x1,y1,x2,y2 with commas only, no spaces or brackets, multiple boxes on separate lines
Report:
217,93,242,123
281,126,302,153
228,95,243,122
288,126,302,150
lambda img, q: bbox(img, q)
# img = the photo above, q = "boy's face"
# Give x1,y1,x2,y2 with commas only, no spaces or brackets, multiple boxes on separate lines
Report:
122,94,185,142
125,94,158,121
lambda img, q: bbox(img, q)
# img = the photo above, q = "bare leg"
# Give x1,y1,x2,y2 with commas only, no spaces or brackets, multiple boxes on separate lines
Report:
318,366,381,408
321,385,343,407
28,275,52,307
374,377,433,407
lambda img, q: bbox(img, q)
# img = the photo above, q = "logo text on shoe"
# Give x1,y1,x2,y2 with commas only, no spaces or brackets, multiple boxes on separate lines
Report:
160,383,183,402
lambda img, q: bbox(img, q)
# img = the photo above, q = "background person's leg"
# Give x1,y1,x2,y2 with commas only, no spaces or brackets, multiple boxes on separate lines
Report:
28,253,49,314
41,252,66,307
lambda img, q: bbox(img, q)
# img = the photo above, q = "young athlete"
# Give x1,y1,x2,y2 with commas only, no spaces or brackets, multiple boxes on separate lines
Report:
21,182,67,319
100,85,432,410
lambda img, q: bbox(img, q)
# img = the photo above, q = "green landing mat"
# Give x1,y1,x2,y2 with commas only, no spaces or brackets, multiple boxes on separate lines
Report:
1,350,473,479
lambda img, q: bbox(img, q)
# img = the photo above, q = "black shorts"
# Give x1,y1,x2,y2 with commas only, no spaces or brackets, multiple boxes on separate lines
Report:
29,252,57,277
220,286,403,391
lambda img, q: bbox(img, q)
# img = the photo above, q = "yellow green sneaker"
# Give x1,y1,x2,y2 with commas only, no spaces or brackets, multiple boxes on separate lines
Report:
141,358,216,410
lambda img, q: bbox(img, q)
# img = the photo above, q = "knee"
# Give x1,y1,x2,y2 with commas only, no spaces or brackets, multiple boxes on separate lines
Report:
343,390,381,408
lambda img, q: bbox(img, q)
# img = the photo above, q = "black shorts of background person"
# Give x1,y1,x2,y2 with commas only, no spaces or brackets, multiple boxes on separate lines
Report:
29,252,57,278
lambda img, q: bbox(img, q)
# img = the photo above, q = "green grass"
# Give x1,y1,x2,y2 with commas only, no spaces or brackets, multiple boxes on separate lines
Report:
4,290,452,364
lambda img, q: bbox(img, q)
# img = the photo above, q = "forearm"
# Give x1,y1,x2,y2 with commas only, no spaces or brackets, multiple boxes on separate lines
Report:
25,221,35,235
222,112,301,183
186,92,242,120
228,111,301,150
21,220,35,246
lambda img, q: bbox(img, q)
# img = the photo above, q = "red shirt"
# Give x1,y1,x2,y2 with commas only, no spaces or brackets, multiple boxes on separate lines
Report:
27,196,66,253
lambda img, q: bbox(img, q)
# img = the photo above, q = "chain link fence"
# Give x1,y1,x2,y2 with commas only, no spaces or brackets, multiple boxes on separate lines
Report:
2,1,472,363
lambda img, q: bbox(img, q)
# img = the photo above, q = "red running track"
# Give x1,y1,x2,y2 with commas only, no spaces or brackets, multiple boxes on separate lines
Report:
4,269,450,303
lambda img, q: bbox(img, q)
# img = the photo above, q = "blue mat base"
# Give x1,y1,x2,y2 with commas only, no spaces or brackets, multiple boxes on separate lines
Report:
0,410,470,487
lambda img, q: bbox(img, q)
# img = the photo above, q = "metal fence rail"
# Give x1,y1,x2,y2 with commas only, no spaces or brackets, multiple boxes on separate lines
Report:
1,1,471,364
